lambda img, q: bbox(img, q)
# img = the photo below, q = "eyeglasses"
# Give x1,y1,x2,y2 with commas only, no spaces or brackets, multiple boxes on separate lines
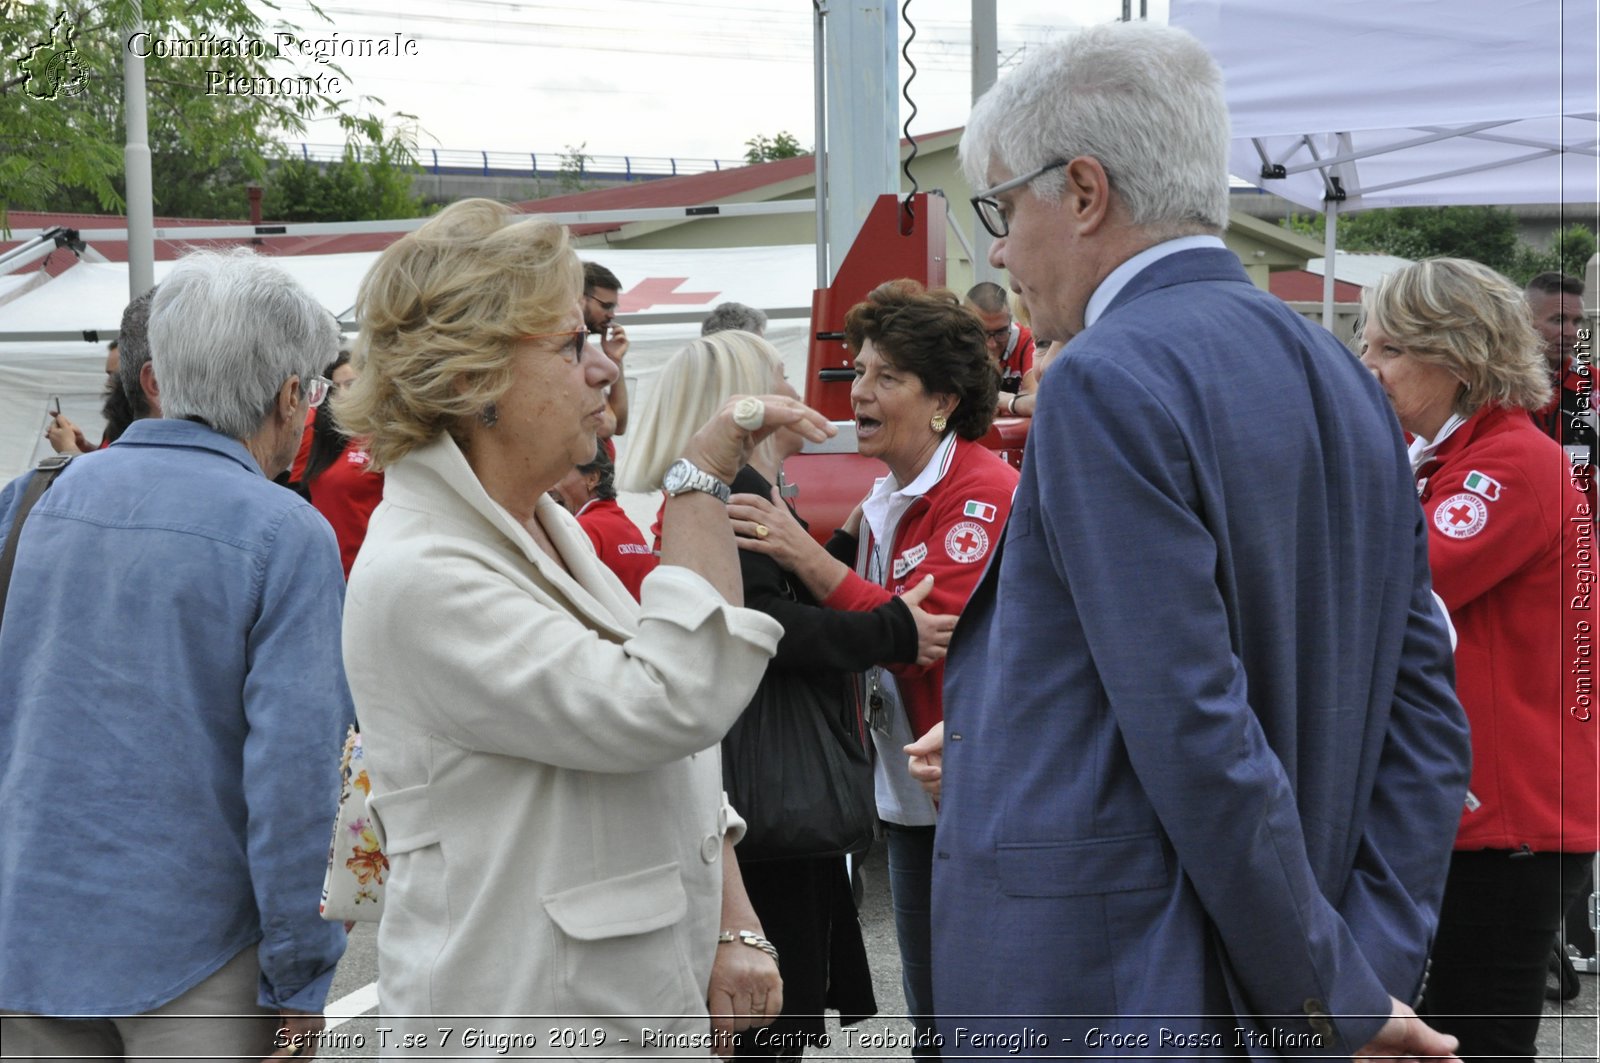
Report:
522,328,590,364
983,325,1013,343
584,293,618,314
971,159,1070,238
306,375,333,408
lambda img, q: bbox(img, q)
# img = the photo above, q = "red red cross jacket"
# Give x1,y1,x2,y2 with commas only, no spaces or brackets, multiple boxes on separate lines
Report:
1418,403,1599,853
998,324,1036,393
306,441,384,579
822,436,1018,739
576,497,658,602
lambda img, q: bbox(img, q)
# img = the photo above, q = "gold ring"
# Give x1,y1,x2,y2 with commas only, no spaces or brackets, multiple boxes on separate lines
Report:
754,524,770,539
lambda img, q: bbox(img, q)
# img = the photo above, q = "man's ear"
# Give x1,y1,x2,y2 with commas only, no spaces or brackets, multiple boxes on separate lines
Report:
1063,156,1114,236
276,376,303,423
139,361,160,404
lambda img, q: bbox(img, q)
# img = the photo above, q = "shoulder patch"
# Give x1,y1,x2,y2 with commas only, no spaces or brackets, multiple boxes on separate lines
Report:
962,499,998,523
892,542,929,580
1434,492,1489,539
945,521,990,564
1461,470,1501,501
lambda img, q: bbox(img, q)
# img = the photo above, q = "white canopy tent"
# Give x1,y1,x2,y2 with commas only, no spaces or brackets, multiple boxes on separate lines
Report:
1171,0,1599,324
0,243,818,477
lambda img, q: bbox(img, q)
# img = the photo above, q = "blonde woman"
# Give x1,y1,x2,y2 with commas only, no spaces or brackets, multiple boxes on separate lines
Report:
621,330,956,1060
1358,257,1599,1060
336,200,834,1053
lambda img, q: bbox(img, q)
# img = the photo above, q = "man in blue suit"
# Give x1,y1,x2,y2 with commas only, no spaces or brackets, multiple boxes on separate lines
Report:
927,21,1472,1058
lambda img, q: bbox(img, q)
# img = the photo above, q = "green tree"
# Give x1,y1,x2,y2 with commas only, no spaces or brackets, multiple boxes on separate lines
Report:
558,142,591,193
261,134,423,222
1340,206,1520,272
0,0,415,219
1278,205,1594,286
743,131,807,165
1509,223,1596,286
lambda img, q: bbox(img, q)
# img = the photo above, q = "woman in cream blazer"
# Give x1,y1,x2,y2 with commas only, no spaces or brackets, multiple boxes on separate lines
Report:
335,200,834,1056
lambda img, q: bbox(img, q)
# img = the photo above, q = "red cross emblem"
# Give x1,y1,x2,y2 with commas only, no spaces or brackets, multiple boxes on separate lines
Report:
944,520,990,563
617,277,721,313
1433,493,1488,539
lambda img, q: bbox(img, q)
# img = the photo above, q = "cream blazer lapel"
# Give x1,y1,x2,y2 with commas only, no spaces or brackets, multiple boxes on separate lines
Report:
404,435,640,643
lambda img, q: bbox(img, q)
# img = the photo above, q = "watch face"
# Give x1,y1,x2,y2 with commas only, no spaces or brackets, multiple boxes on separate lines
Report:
663,460,690,493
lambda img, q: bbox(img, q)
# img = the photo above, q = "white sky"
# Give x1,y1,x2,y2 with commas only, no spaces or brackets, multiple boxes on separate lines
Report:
262,0,1170,164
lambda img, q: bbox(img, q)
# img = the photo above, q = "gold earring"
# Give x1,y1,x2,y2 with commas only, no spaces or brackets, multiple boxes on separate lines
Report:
930,412,948,434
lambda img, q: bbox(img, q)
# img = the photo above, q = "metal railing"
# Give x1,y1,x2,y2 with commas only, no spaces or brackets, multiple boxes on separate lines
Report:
284,143,747,181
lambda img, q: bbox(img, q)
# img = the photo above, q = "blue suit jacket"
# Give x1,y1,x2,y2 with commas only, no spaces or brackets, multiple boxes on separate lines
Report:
932,249,1470,1056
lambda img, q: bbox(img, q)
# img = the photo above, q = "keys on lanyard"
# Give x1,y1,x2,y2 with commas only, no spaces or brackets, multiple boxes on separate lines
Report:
866,668,890,736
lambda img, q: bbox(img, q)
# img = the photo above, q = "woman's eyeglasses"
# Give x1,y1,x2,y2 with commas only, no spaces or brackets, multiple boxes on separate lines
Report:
522,328,590,364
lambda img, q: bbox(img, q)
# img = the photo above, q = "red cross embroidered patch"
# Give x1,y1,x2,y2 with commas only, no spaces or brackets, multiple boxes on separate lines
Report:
945,520,990,563
1433,492,1489,539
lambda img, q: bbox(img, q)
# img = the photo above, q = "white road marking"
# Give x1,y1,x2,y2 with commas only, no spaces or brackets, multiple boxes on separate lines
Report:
325,982,379,1030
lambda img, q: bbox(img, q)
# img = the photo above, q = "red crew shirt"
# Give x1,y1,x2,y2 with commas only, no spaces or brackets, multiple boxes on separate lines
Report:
576,497,657,602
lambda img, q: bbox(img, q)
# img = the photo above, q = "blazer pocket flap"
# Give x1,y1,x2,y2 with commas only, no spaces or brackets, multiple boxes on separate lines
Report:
366,785,438,855
997,833,1169,898
543,862,689,941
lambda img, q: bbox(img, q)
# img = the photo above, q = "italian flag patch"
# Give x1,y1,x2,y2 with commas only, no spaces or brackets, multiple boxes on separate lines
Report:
1462,470,1502,501
963,499,997,523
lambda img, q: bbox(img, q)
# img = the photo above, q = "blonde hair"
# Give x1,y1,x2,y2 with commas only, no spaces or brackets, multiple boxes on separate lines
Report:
1360,258,1550,416
616,330,785,492
335,198,582,469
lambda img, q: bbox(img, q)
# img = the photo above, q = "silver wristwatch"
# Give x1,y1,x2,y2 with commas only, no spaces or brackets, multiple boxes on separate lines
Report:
662,458,731,503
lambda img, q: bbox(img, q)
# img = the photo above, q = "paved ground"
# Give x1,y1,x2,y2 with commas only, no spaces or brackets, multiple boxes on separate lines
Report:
317,842,1597,1059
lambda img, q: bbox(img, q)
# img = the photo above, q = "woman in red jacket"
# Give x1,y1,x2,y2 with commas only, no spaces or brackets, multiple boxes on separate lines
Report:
732,281,1018,1058
553,442,657,601
296,353,383,578
1359,257,1599,1060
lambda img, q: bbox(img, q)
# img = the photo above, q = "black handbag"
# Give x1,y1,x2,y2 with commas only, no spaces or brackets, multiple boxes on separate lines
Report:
722,664,876,863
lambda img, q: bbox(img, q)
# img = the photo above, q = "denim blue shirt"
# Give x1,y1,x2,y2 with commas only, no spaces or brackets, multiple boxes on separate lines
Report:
0,419,354,1014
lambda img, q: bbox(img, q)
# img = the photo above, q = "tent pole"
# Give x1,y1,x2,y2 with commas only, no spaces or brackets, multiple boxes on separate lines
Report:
1322,198,1338,332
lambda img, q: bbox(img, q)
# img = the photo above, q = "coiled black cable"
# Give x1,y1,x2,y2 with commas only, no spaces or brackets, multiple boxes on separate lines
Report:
899,0,919,235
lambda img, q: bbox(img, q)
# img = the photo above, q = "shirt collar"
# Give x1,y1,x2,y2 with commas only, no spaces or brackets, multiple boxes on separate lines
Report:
113,417,264,476
884,430,957,500
1084,235,1228,329
1407,411,1470,476
861,432,958,558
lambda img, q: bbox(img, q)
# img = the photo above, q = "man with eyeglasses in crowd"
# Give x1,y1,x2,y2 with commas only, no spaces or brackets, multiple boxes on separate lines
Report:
0,250,353,1059
964,280,1036,417
583,261,631,446
925,20,1470,1059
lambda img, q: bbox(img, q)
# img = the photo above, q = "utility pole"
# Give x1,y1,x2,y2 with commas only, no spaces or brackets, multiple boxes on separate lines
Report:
970,0,998,283
124,19,154,300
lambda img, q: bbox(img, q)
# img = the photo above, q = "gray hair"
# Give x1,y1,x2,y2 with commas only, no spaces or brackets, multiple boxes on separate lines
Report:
960,21,1231,238
701,301,768,337
117,286,158,417
150,250,337,441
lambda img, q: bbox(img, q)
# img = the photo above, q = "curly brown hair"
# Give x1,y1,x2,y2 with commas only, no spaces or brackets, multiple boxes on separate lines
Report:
843,279,998,440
